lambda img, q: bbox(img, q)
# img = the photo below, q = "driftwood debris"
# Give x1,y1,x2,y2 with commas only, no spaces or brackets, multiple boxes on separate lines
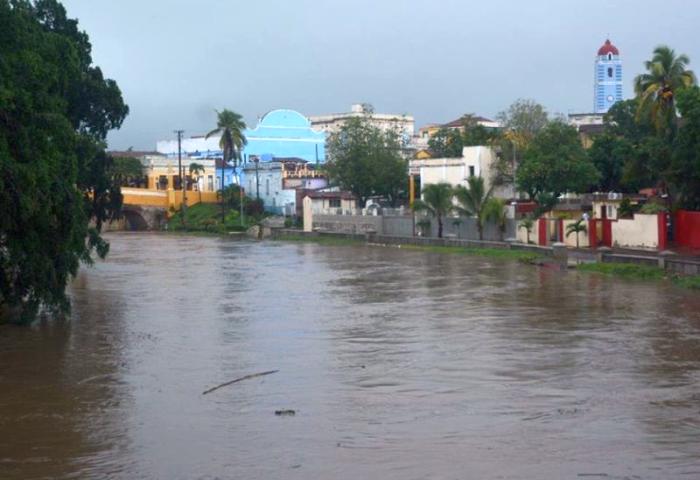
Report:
202,370,279,395
275,409,296,416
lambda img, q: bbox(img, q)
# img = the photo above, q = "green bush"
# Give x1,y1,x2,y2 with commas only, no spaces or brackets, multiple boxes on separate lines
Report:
618,198,639,218
639,202,667,214
244,198,265,217
577,262,665,280
168,203,246,233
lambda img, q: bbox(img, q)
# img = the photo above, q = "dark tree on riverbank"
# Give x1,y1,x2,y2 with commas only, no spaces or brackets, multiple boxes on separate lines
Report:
0,0,128,323
325,116,407,206
516,120,599,207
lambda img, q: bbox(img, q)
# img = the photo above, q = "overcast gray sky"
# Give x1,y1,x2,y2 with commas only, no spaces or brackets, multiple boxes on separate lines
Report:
61,0,700,150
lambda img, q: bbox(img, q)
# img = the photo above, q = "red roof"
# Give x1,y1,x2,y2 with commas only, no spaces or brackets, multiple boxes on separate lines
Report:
598,39,619,56
441,115,494,129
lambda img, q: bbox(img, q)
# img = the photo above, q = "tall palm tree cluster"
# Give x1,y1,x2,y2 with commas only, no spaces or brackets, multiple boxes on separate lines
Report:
205,109,248,221
634,45,697,133
412,177,506,240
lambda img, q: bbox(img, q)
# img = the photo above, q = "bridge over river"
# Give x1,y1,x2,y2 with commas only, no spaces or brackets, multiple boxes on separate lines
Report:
115,187,219,230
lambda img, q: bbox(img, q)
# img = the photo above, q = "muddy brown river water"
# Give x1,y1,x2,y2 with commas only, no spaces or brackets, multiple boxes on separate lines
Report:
1,233,700,479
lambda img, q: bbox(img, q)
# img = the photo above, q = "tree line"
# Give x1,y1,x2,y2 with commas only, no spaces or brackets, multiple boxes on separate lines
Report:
1,0,128,323
324,45,699,215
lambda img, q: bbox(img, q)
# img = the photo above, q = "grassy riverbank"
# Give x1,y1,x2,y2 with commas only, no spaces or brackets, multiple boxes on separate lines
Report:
167,204,248,234
398,244,541,263
276,234,541,262
274,234,366,247
577,262,700,289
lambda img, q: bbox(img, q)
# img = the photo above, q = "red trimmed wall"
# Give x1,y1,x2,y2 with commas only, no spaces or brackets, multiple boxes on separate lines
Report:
675,210,700,249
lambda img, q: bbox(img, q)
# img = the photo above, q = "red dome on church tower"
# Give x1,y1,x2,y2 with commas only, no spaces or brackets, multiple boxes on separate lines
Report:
598,39,619,56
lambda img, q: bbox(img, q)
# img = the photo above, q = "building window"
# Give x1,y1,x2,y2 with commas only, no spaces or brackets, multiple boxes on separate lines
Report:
469,166,475,177
207,175,213,191
608,53,612,60
608,67,613,78
329,198,341,208
266,178,270,195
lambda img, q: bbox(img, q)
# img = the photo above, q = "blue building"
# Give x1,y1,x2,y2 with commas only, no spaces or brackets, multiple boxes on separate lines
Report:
242,109,326,164
594,39,623,114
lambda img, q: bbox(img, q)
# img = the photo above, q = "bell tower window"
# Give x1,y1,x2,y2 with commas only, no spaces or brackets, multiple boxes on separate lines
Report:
608,53,612,60
608,67,613,78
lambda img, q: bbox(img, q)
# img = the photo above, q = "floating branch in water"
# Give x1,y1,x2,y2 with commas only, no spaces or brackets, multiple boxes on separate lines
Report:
202,370,279,395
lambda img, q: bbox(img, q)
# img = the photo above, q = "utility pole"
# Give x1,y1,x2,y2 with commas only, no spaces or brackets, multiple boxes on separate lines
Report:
254,156,260,200
238,155,244,227
174,130,186,226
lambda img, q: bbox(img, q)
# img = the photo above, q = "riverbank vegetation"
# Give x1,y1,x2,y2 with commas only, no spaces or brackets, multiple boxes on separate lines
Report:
1,0,128,324
399,245,541,263
166,185,266,234
274,234,365,247
167,204,247,233
577,262,700,289
276,235,542,263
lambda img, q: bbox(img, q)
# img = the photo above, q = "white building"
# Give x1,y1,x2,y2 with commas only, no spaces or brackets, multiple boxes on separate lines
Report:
241,159,328,216
568,112,604,128
156,135,221,158
409,146,515,200
309,103,415,138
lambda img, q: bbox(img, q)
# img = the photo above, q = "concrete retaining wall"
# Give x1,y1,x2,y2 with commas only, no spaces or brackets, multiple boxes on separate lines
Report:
666,258,700,276
382,216,414,237
602,253,658,267
313,215,383,234
313,213,516,241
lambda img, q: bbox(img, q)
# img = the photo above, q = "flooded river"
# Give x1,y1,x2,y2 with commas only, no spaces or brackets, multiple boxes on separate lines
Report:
1,233,700,479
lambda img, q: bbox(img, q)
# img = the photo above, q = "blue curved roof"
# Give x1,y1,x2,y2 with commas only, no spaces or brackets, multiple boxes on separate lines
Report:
243,108,326,163
258,109,311,128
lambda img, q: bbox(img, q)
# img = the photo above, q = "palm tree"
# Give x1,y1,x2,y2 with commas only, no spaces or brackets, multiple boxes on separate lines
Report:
634,45,697,133
519,217,534,244
189,162,205,202
482,198,507,241
566,218,587,249
453,176,493,240
412,183,454,238
205,109,247,222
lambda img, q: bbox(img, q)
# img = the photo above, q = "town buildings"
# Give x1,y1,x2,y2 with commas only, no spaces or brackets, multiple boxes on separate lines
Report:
155,108,326,188
241,158,327,215
409,146,515,201
108,150,223,193
156,109,325,163
417,115,500,141
309,103,415,139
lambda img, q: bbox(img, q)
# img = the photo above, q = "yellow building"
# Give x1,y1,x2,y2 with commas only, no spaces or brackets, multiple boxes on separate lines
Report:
108,151,220,212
